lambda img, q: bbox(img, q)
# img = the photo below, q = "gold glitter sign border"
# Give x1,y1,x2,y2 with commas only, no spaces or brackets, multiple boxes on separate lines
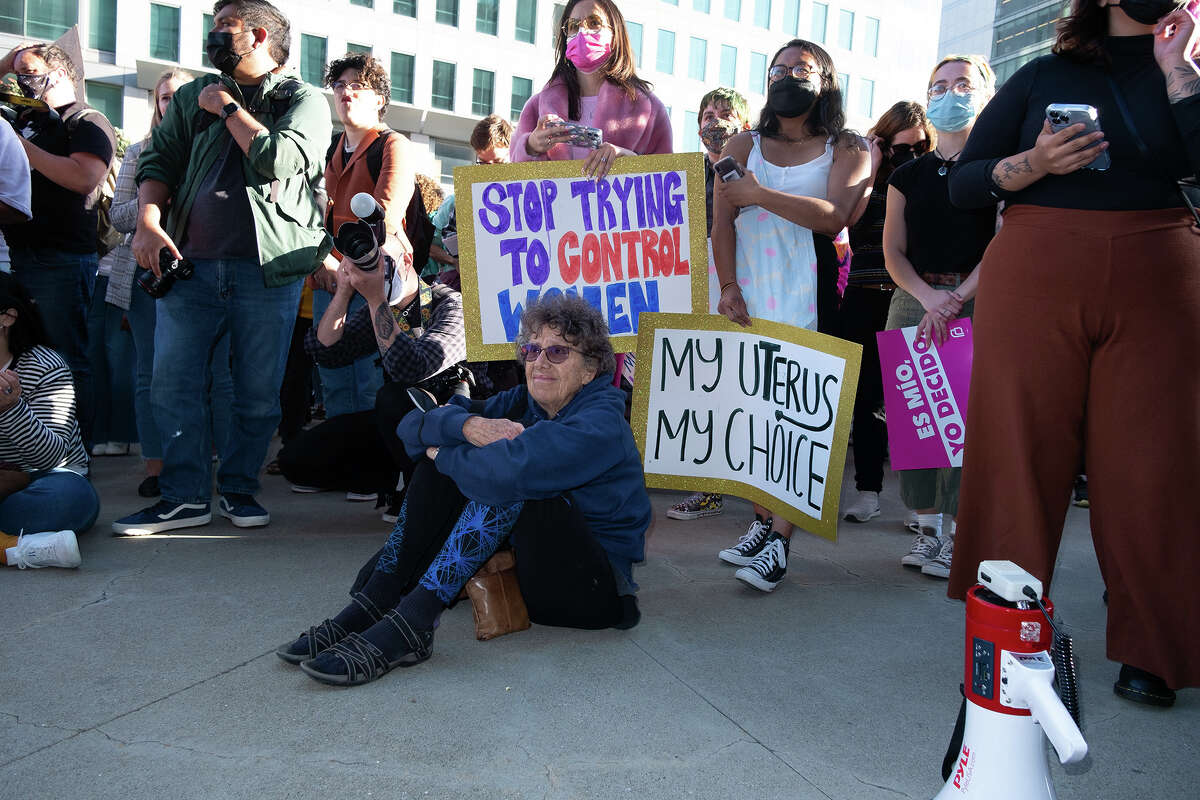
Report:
454,154,709,362
631,312,863,542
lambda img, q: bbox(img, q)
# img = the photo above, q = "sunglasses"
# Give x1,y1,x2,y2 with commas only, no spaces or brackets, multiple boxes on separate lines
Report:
519,343,582,364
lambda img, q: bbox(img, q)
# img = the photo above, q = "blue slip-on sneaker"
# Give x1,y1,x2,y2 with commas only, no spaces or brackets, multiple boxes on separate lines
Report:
218,493,271,528
113,500,212,536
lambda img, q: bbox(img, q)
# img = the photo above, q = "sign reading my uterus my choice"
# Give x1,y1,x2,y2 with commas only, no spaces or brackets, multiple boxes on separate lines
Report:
454,154,708,360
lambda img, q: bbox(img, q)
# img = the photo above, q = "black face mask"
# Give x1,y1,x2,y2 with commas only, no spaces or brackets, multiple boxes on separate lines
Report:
1118,0,1181,25
888,143,918,169
767,77,819,119
16,73,49,100
206,31,251,75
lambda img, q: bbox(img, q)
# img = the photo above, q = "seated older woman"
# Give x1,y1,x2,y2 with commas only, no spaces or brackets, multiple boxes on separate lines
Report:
277,293,651,686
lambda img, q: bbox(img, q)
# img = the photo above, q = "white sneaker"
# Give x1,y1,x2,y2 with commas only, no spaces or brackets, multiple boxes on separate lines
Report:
7,530,81,569
904,510,920,534
922,536,954,579
734,533,789,592
345,491,378,502
901,529,941,568
843,490,880,522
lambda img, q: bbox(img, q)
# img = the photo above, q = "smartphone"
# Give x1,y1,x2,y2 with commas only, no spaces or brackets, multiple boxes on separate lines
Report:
1046,104,1110,171
713,155,745,182
441,232,459,257
1180,179,1200,229
553,121,603,150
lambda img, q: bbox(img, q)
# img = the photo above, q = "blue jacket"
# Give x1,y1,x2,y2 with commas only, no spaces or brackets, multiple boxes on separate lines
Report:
399,375,651,584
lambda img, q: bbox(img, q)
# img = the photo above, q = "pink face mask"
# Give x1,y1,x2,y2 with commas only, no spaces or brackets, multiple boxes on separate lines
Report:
566,29,613,73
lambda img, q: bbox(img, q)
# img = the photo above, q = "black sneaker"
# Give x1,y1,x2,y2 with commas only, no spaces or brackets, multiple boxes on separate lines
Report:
718,519,772,566
1072,475,1089,508
735,532,789,592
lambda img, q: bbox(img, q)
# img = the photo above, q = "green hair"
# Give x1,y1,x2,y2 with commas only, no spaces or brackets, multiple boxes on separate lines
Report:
696,87,749,128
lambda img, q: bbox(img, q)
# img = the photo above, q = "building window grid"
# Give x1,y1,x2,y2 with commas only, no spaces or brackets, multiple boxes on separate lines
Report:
514,0,537,43
347,42,373,54
391,52,415,103
431,59,457,110
810,2,827,44
476,0,498,35
749,50,766,94
86,80,123,127
200,12,213,65
656,29,675,75
781,0,799,36
511,75,533,121
90,0,116,51
855,77,874,119
471,68,494,115
394,0,417,15
627,21,643,68
350,0,374,7
300,34,327,87
724,0,741,22
436,0,459,26
688,37,707,82
864,16,880,58
753,0,770,28
719,44,736,88
693,0,710,11
150,3,181,62
838,9,854,51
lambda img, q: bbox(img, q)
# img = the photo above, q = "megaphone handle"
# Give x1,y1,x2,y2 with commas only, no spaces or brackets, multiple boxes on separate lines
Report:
1024,674,1088,764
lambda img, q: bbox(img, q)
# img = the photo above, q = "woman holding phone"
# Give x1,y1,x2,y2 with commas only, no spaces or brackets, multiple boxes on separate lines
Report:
947,0,1200,705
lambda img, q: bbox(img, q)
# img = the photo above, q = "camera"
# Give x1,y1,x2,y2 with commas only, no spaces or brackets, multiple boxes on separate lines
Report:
138,247,195,298
335,192,386,270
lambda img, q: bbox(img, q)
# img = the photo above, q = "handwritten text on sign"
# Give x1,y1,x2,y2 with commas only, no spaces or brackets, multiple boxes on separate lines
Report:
632,314,861,541
456,156,706,360
876,320,973,470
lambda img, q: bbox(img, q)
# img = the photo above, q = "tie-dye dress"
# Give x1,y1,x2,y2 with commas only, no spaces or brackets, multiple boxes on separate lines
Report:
733,132,833,331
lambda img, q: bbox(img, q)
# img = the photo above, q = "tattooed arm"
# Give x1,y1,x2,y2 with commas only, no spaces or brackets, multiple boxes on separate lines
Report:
1156,9,1200,103
369,301,400,358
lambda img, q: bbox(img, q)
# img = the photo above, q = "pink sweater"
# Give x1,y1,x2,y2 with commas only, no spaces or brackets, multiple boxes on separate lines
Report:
512,78,674,161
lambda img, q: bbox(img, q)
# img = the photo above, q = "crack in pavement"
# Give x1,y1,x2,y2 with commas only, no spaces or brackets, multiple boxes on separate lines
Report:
0,711,82,735
0,647,274,770
854,774,913,798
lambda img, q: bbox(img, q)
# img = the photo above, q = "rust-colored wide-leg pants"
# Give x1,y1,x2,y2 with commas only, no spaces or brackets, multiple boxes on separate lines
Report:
949,206,1200,689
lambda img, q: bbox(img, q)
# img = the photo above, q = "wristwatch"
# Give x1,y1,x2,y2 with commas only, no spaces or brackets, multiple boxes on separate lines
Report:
220,101,239,120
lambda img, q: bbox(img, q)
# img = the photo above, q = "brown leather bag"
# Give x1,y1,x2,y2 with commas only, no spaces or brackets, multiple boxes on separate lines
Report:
465,549,530,640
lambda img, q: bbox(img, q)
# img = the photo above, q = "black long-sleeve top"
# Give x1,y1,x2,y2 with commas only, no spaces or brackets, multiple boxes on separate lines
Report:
950,35,1200,210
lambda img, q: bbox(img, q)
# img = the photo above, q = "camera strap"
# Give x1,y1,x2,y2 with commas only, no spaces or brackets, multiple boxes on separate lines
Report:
390,282,433,339
1106,73,1200,227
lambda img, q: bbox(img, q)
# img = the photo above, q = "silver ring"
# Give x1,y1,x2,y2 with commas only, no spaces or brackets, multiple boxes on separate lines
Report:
600,155,609,162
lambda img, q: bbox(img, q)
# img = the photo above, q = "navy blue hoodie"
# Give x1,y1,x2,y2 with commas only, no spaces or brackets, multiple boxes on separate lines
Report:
399,375,651,585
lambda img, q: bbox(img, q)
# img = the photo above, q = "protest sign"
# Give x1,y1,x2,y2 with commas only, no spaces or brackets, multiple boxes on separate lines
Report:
455,154,708,360
631,313,861,541
876,320,973,470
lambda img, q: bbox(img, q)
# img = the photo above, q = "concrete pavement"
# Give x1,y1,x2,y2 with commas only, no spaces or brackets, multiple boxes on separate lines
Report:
2,451,1194,799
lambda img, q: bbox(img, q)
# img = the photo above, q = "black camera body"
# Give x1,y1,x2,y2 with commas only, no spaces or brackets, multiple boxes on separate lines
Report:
335,192,387,271
138,247,195,298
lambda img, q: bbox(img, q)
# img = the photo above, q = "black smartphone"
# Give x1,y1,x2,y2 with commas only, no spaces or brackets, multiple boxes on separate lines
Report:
713,155,744,182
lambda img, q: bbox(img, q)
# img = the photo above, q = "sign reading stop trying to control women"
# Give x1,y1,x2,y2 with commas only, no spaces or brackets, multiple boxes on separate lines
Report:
454,154,708,360
876,320,973,471
631,313,862,541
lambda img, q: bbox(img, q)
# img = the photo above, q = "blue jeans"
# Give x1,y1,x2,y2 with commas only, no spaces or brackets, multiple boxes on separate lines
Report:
86,275,137,445
153,258,300,503
0,469,100,535
311,287,382,418
127,273,233,461
9,246,96,445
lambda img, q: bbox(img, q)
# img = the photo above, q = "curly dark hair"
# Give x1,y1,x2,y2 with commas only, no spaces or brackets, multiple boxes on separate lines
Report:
756,39,847,143
1054,0,1187,65
0,272,51,361
18,43,80,83
517,294,616,377
325,52,391,120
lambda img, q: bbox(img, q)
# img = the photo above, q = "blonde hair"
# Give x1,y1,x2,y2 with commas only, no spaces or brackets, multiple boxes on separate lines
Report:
928,55,995,95
151,68,194,129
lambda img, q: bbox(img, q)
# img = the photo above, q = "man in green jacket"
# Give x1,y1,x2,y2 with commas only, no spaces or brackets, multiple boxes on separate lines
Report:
114,0,332,536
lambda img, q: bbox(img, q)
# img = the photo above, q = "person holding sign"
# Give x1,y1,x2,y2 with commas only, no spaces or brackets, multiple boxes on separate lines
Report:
277,294,649,686
948,0,1200,705
882,55,998,580
710,40,871,592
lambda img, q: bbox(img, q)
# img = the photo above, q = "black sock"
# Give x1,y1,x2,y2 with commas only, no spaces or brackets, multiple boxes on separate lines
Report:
330,570,406,631
395,586,444,632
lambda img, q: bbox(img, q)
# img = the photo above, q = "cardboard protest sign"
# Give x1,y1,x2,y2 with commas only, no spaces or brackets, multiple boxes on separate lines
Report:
631,313,861,541
454,154,707,360
876,320,973,470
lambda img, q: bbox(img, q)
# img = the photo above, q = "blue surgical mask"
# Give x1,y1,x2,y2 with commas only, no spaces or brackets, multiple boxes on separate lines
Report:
927,91,976,133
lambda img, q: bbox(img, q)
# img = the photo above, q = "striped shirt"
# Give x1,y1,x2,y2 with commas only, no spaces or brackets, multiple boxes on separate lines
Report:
0,346,89,475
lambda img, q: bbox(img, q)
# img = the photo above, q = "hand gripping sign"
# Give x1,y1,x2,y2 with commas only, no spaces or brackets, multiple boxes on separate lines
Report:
631,313,861,541
454,154,708,360
876,320,973,470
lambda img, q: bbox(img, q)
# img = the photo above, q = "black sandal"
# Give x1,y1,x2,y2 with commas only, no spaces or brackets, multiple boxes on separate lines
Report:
299,611,433,686
275,591,385,664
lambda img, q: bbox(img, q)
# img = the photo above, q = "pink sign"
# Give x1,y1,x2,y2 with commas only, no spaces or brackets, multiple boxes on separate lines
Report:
876,320,973,470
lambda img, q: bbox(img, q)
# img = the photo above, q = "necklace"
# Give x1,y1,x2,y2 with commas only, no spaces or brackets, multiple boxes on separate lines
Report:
774,130,814,144
935,148,962,177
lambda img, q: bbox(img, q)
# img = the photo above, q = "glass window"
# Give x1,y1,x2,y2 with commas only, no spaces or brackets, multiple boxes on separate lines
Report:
85,80,122,127
838,71,849,105
471,68,494,115
626,20,643,68
435,0,458,26
515,0,536,43
89,0,116,51
200,12,213,64
810,2,827,44
753,0,770,28
864,16,880,57
476,0,498,35
394,0,417,15
693,0,710,11
431,60,456,110
663,0,678,5
723,0,740,22
300,34,327,86
749,51,766,94
838,9,854,51
688,37,706,81
719,44,736,87
350,0,373,6
2,0,78,39
391,52,415,103
656,29,675,75
781,0,798,36
855,77,874,119
511,75,533,121
347,42,373,54
150,4,181,62
434,139,473,187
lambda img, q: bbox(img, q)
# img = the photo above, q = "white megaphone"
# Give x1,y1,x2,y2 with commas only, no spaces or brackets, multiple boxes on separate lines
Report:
934,561,1087,800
